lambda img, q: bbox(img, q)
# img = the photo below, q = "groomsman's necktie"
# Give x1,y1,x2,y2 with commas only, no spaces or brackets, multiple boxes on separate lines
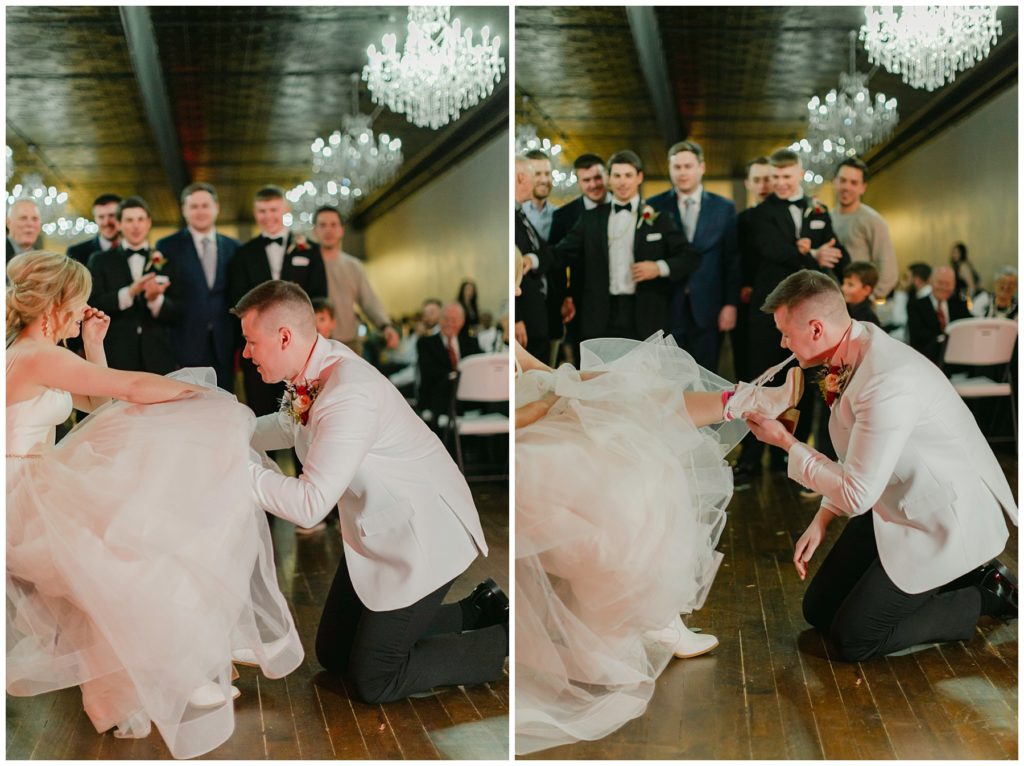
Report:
683,197,698,241
446,336,458,369
518,209,540,251
936,303,947,331
199,236,216,289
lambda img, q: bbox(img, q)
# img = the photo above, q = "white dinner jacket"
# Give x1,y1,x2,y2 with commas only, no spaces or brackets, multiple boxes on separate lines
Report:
249,335,487,611
788,321,1018,594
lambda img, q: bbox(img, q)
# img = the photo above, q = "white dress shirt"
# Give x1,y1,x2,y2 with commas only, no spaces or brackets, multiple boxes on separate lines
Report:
189,227,218,289
116,242,164,317
786,194,805,236
583,192,612,210
608,194,640,295
261,230,287,280
676,185,703,240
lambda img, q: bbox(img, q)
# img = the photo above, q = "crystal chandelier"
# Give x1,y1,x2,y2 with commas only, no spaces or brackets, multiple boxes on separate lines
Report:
5,168,97,244
515,124,577,190
363,6,505,130
861,6,1003,92
791,32,898,184
285,75,404,229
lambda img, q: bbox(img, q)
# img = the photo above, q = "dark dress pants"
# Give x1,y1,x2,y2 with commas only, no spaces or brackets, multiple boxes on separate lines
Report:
315,561,507,704
671,298,720,373
803,512,982,661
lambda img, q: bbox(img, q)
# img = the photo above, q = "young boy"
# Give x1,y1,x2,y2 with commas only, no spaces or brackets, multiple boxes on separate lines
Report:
841,262,882,326
312,297,337,339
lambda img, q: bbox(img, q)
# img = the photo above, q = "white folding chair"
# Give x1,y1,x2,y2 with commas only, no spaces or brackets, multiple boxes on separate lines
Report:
943,317,1018,450
446,352,510,480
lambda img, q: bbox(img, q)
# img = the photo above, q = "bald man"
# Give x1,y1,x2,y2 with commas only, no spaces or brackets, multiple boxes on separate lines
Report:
744,269,1017,662
907,265,971,366
7,199,42,261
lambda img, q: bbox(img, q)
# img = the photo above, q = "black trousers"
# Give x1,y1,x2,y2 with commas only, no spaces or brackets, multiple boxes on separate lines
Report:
315,562,507,704
803,512,982,661
671,298,720,373
605,295,642,341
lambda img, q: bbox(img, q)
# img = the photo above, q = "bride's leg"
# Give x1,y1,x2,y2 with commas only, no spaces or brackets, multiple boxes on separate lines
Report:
682,391,727,427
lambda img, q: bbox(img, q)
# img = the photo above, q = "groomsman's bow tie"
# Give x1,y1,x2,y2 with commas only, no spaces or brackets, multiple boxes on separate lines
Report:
787,197,808,210
264,236,285,247
613,202,633,213
124,247,148,256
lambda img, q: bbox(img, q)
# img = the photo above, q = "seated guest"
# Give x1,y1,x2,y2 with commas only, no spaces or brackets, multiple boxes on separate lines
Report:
475,311,503,353
971,268,1018,320
908,265,971,367
313,297,337,338
416,302,482,428
841,262,882,327
884,262,932,343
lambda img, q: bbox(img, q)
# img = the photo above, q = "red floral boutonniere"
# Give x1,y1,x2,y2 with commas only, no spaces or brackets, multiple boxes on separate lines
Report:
636,205,660,229
145,250,167,271
281,378,321,426
286,234,310,256
804,198,827,218
817,363,852,407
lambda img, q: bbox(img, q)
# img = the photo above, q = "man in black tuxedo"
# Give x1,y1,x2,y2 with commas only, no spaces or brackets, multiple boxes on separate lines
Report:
6,199,42,262
514,155,554,362
554,150,699,342
67,193,122,266
549,154,611,246
416,302,482,428
734,156,773,381
734,148,850,487
87,196,180,374
227,185,328,415
908,265,971,367
156,182,240,390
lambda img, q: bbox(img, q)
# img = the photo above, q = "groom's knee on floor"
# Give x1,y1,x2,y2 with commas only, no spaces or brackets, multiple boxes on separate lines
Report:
349,666,406,705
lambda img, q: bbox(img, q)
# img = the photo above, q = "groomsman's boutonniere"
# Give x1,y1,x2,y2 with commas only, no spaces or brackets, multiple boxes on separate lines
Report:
803,198,827,218
637,205,659,229
286,235,310,256
281,379,321,426
145,250,167,271
817,363,852,407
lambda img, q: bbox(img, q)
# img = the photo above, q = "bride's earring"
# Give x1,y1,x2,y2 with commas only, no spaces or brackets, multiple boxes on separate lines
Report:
41,315,50,339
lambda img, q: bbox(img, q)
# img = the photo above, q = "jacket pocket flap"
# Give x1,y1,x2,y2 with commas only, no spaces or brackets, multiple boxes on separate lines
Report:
358,500,414,536
898,483,957,518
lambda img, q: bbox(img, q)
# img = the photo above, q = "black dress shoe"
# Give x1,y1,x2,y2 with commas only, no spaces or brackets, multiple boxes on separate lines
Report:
462,578,509,630
977,560,1018,620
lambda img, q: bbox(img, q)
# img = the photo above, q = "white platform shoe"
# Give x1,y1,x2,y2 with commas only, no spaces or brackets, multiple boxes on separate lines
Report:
650,614,719,659
724,354,804,424
189,682,241,709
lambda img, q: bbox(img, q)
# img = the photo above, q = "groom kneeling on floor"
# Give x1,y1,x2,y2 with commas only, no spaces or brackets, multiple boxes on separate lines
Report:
745,269,1018,662
234,280,508,703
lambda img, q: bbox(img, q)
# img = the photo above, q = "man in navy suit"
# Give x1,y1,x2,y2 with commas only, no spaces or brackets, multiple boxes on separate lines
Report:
648,140,740,372
155,182,239,390
67,193,122,266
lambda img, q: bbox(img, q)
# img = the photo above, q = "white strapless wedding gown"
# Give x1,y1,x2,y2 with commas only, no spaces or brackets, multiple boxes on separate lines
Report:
6,364,303,759
514,334,746,755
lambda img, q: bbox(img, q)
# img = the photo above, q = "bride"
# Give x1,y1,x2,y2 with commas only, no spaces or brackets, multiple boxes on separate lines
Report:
6,251,303,758
513,251,802,754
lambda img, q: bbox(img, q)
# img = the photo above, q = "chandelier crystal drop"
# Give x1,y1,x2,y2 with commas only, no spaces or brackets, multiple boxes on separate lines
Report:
791,33,899,185
515,124,577,190
363,6,505,130
860,6,1003,92
5,170,96,243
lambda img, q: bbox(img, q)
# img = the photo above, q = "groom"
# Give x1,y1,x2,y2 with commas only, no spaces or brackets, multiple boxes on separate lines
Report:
745,269,1017,661
233,280,508,703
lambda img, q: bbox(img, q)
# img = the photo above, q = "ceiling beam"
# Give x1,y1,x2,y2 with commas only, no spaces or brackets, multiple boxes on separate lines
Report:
626,7,684,147
119,6,190,201
351,82,509,228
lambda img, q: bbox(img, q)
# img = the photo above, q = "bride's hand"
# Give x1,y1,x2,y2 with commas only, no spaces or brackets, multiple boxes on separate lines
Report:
80,307,111,345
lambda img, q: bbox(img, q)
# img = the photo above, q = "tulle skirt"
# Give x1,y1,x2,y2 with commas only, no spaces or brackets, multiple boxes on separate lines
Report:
515,334,745,754
6,369,303,759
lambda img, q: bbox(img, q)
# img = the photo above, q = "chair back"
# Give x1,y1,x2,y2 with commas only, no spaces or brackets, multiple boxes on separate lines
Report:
943,317,1018,366
455,352,509,402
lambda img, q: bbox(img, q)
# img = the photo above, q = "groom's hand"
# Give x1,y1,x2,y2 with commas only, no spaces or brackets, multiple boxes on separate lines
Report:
793,508,835,580
745,411,797,450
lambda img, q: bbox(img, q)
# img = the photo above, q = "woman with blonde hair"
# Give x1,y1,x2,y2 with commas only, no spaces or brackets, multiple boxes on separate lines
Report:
6,251,302,758
514,249,802,754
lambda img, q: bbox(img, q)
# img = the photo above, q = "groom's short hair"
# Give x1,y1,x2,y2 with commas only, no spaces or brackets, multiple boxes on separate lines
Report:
231,280,315,330
761,269,846,316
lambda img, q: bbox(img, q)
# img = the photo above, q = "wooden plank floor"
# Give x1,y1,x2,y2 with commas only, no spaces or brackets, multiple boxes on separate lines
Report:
521,449,1018,760
6,481,509,760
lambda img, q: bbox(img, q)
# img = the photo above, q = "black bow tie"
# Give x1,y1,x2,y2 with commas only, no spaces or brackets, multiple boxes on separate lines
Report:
613,202,633,213
783,196,808,210
124,247,148,257
264,236,285,247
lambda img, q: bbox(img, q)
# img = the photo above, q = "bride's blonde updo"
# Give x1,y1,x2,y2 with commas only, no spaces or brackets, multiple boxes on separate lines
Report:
6,250,92,346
